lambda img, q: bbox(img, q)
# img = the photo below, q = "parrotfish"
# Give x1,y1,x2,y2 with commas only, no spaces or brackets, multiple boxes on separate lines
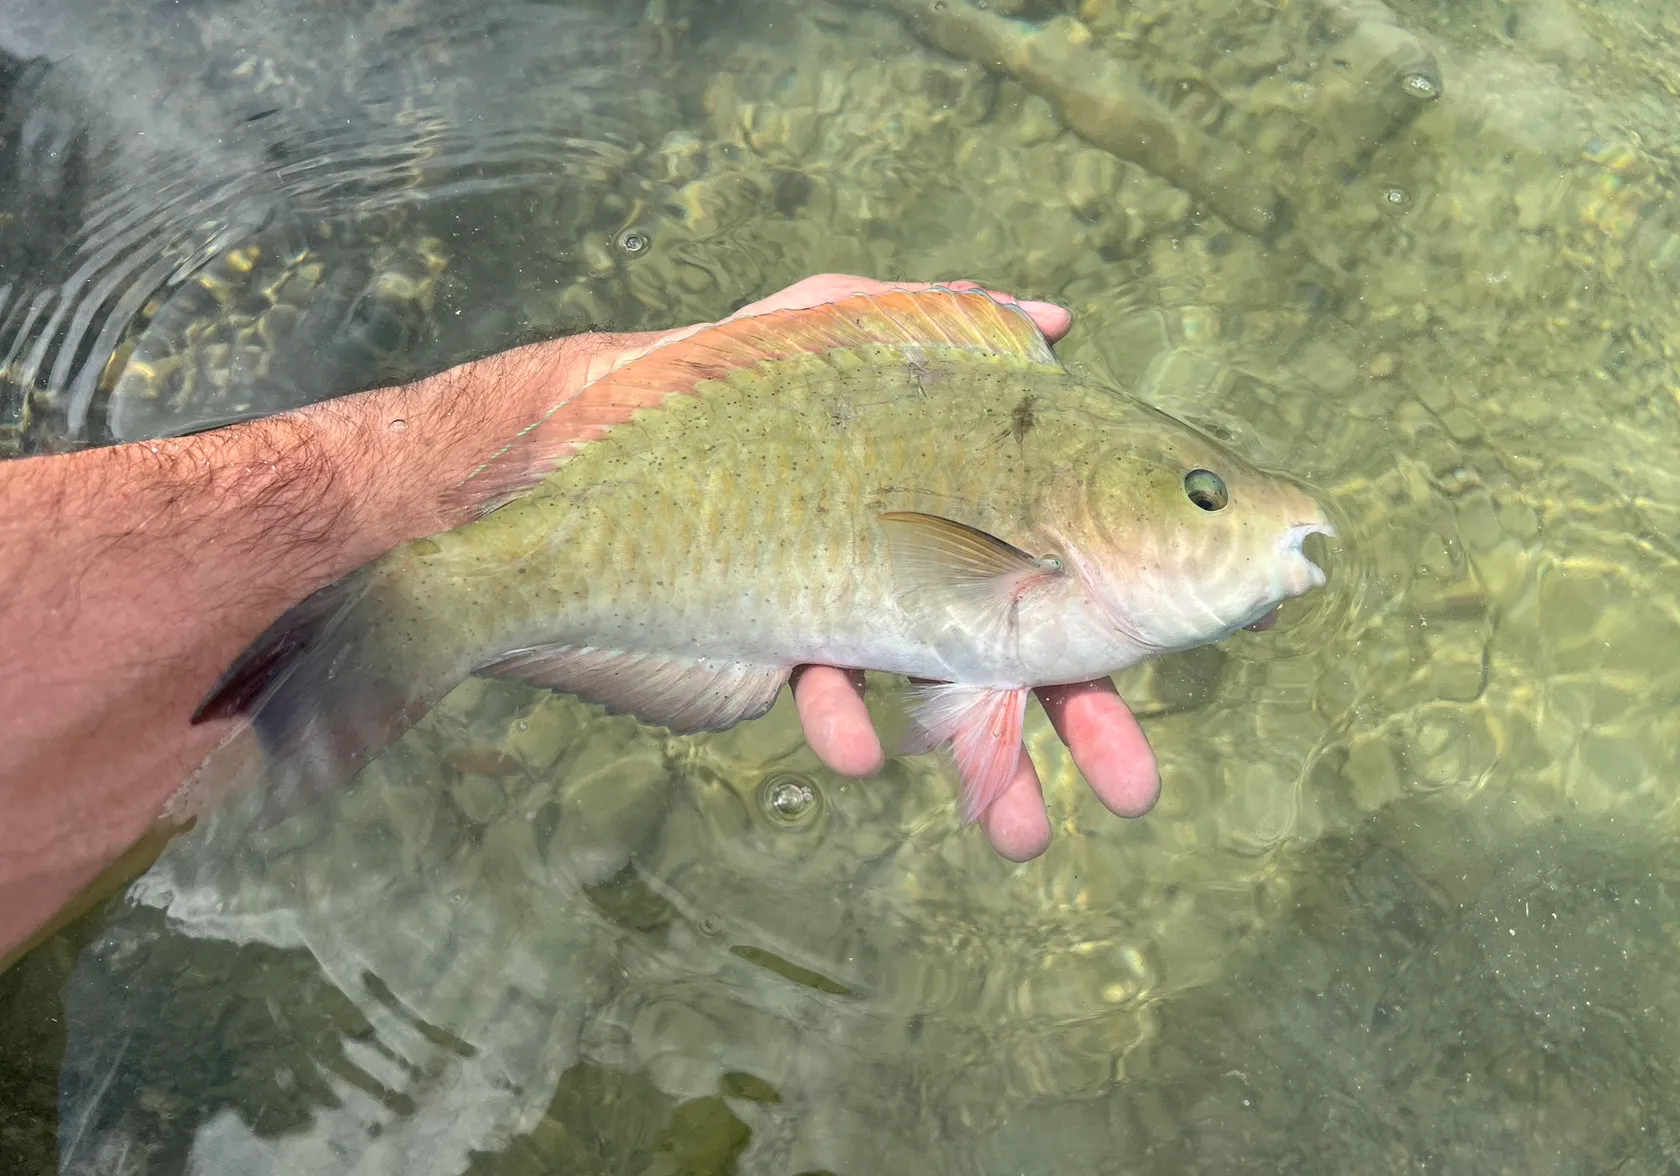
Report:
190,289,1336,825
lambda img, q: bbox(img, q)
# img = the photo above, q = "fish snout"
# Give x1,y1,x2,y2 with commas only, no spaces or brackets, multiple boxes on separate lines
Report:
1279,520,1337,593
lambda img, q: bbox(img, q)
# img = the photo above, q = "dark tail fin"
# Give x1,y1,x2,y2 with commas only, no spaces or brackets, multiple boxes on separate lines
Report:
193,570,377,725
187,560,465,824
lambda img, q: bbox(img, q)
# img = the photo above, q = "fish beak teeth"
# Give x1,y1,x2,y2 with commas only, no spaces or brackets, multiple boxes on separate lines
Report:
1281,522,1337,589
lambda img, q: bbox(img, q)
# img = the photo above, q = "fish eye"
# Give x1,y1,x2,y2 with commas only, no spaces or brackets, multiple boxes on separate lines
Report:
1184,469,1229,511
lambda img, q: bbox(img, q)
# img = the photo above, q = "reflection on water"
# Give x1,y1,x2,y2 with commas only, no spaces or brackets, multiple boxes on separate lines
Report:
7,0,1680,1171
0,0,684,451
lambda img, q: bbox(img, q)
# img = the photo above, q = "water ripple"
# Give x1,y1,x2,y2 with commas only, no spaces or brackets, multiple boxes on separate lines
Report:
0,0,676,451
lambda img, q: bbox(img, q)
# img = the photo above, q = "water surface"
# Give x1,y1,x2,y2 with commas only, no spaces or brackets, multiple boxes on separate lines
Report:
5,0,1680,1172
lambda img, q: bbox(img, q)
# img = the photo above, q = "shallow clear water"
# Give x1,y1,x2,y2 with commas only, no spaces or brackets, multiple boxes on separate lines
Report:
6,0,1680,1172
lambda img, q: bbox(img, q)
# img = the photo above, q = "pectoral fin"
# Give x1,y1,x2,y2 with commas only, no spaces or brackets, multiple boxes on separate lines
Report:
878,511,1064,643
479,646,789,734
904,682,1031,823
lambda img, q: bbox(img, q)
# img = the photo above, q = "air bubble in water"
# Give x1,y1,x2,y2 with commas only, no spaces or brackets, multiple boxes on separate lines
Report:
759,773,818,826
1402,73,1440,100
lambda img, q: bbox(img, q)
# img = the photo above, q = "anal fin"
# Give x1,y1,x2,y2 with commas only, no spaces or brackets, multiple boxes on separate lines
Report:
479,646,790,734
904,682,1030,824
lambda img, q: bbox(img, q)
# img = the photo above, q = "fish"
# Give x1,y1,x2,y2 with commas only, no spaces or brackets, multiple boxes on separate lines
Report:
187,288,1336,826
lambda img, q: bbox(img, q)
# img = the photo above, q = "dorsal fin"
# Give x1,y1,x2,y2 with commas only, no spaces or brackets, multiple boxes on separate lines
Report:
440,288,1063,518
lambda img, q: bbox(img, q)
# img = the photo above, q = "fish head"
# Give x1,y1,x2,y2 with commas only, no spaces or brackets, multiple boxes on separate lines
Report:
1068,416,1336,654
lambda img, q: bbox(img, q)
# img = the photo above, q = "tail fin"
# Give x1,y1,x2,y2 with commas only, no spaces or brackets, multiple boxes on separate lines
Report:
183,560,464,825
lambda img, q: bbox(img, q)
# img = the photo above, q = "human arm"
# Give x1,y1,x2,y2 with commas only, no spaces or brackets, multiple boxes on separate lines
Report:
0,331,626,960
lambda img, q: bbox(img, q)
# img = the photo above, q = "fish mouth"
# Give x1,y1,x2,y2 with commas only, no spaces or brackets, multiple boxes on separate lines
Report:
1233,521,1337,634
1281,521,1337,591
1243,607,1281,632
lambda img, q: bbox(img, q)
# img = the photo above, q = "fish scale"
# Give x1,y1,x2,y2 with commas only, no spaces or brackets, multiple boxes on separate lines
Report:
186,288,1334,829
468,364,1072,659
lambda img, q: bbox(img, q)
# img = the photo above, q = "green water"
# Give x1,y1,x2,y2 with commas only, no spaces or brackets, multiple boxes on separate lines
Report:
7,0,1680,1171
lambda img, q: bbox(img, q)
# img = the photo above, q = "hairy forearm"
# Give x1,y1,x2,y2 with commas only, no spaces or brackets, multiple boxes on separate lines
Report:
0,332,649,960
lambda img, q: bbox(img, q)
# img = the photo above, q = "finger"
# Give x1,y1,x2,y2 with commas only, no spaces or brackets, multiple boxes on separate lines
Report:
977,748,1053,862
726,274,899,318
724,274,1074,343
939,280,1074,342
791,665,884,777
1035,678,1160,818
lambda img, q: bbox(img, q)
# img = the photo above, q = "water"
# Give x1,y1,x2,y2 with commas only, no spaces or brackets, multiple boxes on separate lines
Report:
0,0,680,450
5,0,1680,1171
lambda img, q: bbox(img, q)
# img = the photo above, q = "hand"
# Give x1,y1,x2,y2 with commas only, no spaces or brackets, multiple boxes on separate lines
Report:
654,274,1163,861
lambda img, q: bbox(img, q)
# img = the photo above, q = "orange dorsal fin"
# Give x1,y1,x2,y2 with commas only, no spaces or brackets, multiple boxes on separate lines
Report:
440,287,1062,518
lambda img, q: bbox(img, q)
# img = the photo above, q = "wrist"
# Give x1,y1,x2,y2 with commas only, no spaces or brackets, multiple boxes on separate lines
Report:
305,336,569,557
330,328,676,541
